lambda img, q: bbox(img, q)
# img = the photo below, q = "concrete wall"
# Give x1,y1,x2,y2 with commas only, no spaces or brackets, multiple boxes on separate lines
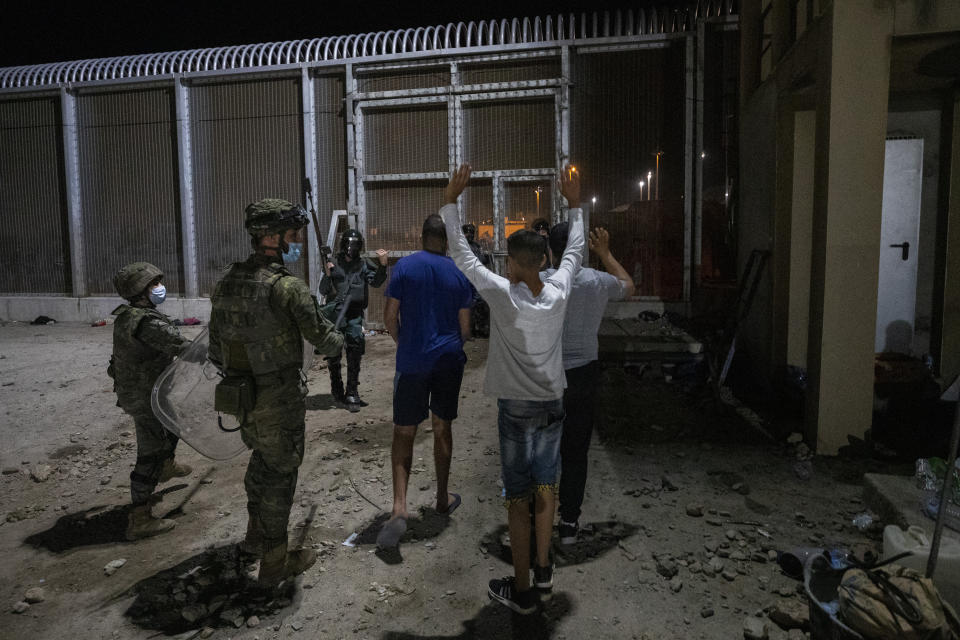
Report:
943,94,960,389
739,0,960,453
806,2,893,454
892,0,960,36
737,79,777,385
0,297,211,324
787,110,816,367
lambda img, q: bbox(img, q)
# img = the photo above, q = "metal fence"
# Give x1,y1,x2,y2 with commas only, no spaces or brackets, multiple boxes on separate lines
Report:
0,4,738,324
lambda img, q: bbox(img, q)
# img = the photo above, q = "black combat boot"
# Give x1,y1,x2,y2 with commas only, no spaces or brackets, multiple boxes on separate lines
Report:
344,350,365,411
327,355,345,403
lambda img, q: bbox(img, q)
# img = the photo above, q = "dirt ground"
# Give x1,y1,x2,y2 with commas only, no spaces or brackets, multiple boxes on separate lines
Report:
0,321,891,639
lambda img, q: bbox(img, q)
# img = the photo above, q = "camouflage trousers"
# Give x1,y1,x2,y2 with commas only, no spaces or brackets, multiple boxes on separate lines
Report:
126,406,178,505
240,378,307,547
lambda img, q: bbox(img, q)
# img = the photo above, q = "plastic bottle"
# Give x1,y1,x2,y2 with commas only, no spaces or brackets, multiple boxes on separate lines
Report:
882,525,960,611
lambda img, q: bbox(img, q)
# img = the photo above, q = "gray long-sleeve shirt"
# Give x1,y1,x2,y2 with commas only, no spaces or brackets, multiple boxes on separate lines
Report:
440,203,584,400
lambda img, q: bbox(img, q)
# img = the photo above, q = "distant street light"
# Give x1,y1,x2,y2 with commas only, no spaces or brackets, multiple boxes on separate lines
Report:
591,196,597,206
638,181,645,200
647,171,653,201
654,151,663,199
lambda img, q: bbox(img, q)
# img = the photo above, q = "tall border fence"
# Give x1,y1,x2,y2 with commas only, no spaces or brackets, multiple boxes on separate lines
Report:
0,3,739,324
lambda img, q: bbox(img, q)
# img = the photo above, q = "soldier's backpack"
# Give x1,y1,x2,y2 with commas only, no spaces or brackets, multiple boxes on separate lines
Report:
838,559,960,640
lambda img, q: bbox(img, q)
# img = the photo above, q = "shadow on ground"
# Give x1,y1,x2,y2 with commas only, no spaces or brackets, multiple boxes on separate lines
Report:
480,521,638,568
305,393,341,411
353,507,454,564
381,592,573,640
120,543,301,635
597,367,764,445
24,483,189,553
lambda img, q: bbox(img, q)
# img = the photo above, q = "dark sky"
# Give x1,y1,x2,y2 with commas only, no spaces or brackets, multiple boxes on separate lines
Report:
0,0,672,68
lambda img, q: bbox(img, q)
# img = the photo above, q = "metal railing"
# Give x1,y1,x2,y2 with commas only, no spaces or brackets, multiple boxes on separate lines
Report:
0,2,736,89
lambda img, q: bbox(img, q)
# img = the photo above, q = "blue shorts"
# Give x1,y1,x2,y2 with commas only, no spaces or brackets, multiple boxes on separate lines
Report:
497,398,565,502
393,351,466,426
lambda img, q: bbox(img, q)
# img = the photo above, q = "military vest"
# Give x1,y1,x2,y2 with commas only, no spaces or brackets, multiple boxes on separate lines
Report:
210,260,303,376
110,304,174,392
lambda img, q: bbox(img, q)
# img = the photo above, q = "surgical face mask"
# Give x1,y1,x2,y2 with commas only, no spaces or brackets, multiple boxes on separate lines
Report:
148,283,166,306
282,242,303,264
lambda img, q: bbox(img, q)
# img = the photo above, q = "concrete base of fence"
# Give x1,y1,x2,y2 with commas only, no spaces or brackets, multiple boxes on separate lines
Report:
0,297,212,324
0,297,686,326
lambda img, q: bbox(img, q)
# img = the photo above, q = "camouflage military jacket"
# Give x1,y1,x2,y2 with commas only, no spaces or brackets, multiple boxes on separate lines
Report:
208,254,343,375
110,304,189,408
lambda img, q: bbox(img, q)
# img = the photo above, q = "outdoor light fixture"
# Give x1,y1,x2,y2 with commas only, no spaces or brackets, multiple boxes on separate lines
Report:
647,171,652,200
638,181,645,200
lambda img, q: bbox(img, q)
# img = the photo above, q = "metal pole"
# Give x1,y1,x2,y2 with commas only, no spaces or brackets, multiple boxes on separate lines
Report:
682,32,695,303
926,400,960,578
60,87,86,297
174,77,199,299
300,66,320,290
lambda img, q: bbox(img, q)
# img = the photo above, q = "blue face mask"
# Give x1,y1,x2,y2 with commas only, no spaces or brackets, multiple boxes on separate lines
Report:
148,283,166,306
282,242,303,264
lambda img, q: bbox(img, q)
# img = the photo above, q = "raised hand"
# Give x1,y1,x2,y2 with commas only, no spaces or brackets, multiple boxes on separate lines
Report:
375,248,389,266
588,227,611,259
558,164,580,208
444,164,472,204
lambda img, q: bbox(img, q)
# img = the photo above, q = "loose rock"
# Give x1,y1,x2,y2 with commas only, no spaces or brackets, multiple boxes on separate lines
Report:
24,587,45,603
669,576,683,593
247,615,261,628
182,604,207,622
12,601,30,614
30,464,52,482
686,504,704,517
743,616,769,640
656,557,678,579
768,599,810,630
104,558,127,576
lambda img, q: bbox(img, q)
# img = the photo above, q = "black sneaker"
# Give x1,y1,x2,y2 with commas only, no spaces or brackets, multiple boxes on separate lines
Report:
559,520,579,545
533,564,553,600
488,576,537,614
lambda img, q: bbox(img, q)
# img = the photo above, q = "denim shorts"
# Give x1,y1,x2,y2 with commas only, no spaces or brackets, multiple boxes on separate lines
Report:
497,398,565,501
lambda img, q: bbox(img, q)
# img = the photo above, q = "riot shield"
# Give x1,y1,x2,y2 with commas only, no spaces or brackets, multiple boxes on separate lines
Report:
151,328,246,460
151,329,317,460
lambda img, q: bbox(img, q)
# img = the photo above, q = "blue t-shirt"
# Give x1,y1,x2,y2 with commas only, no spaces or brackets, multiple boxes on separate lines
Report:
385,250,473,374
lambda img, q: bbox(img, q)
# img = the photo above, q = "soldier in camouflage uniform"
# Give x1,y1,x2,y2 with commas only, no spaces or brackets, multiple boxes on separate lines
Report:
208,198,343,588
109,262,192,540
318,229,388,410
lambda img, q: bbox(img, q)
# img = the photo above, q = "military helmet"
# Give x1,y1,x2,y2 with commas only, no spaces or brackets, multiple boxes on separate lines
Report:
339,228,364,259
244,198,309,236
114,262,163,300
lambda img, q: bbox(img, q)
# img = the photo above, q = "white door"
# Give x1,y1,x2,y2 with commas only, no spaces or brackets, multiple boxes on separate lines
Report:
875,138,923,354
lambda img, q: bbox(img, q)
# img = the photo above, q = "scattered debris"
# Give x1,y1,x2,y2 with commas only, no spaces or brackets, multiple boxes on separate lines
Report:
30,464,52,483
104,558,127,576
23,588,45,604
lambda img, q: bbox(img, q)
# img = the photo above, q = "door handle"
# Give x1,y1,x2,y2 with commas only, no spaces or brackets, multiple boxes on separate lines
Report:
889,242,910,261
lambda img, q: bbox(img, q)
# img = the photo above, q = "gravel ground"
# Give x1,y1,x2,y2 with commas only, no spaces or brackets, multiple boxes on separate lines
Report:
0,321,883,639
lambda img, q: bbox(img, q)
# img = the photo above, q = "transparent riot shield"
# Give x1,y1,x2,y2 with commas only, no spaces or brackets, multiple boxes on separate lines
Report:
151,328,316,461
151,328,246,460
